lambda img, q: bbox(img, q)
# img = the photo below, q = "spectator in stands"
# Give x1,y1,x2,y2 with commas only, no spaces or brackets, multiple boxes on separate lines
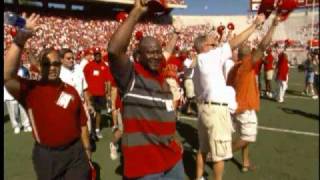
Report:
108,0,184,179
4,13,91,179
227,15,280,173
193,13,266,180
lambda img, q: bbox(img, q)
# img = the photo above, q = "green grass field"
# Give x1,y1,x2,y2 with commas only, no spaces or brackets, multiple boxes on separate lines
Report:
4,68,319,180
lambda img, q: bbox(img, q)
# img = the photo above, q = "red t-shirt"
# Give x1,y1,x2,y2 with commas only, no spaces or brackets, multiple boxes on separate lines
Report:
264,53,274,71
254,59,263,75
276,53,289,81
19,79,87,147
166,55,184,72
83,61,112,96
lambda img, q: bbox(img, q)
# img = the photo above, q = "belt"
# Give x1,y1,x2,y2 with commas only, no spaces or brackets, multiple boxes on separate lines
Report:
203,101,228,106
35,138,80,151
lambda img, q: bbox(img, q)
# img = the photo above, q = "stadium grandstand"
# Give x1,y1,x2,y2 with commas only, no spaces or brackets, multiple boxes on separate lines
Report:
4,0,319,64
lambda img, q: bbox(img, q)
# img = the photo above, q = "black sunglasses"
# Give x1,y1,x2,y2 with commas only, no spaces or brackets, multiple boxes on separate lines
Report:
42,61,62,67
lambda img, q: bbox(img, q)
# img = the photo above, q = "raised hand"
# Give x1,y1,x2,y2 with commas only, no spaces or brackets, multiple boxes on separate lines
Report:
134,0,148,14
21,12,40,32
254,13,266,26
172,17,183,34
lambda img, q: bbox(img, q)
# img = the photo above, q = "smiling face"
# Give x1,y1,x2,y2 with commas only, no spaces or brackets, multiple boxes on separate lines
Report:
138,37,164,74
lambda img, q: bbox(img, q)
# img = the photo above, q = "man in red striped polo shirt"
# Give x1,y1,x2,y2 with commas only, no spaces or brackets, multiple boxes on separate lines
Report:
108,0,184,179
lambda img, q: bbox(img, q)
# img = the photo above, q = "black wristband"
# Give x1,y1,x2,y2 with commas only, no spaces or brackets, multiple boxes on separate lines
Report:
13,28,33,49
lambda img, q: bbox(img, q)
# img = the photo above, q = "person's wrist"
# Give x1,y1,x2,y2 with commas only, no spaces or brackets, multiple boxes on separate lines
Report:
173,29,181,35
13,28,33,49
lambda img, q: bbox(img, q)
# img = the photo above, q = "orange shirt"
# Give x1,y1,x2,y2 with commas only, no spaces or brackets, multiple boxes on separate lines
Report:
227,55,260,113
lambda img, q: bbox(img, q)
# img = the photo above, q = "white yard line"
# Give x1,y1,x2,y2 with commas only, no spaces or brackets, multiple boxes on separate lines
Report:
284,95,315,100
179,115,319,137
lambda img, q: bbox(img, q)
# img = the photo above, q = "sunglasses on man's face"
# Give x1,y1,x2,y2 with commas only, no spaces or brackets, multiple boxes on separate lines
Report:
42,61,62,67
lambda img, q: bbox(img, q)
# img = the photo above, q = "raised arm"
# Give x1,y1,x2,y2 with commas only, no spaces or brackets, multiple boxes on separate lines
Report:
4,13,40,99
252,16,280,63
107,0,148,68
229,14,265,50
163,17,183,60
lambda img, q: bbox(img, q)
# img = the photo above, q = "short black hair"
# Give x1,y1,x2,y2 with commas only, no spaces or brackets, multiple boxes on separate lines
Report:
59,48,73,59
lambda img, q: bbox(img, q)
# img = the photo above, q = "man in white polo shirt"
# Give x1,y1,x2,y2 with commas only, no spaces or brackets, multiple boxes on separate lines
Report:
59,48,96,139
194,14,266,180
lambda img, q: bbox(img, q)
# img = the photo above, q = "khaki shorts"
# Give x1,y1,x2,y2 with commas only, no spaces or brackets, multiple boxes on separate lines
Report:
233,110,258,142
197,103,233,162
184,79,195,98
265,70,274,80
166,78,181,101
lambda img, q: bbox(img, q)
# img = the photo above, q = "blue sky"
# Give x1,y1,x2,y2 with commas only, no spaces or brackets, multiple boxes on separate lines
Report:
172,0,252,15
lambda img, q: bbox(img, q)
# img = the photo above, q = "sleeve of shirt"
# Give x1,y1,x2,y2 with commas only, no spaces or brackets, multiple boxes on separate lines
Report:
82,73,88,91
183,58,193,68
221,43,232,63
109,60,134,96
79,103,88,126
226,86,237,114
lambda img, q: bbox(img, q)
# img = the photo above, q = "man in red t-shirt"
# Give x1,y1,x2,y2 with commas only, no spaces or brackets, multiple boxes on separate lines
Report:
4,14,91,179
263,49,274,98
84,51,112,140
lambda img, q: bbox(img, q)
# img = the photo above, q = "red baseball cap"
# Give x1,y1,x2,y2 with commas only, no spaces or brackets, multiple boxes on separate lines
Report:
227,22,235,30
135,31,143,41
258,0,276,19
217,25,225,36
116,11,128,22
276,0,298,21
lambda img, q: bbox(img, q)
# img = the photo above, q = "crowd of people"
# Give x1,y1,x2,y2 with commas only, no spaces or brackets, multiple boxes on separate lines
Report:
3,0,319,180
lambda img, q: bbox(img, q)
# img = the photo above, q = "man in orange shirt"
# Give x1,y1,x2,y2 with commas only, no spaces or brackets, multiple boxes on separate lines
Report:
227,15,281,172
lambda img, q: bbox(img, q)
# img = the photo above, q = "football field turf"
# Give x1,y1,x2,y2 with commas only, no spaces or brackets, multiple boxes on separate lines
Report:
4,68,319,180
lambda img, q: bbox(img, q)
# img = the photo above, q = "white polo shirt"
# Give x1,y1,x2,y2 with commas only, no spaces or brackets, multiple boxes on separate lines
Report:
194,43,233,103
59,64,88,101
183,58,195,79
223,59,235,81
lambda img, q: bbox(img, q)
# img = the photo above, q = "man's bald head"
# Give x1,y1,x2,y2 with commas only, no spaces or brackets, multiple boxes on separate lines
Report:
138,36,161,52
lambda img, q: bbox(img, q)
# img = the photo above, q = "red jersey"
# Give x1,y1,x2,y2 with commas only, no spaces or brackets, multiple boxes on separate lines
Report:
276,53,289,81
254,59,263,75
19,79,87,148
264,53,274,71
83,61,112,96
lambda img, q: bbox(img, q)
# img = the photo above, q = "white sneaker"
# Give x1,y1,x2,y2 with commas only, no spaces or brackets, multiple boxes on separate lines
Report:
312,95,318,99
14,127,20,134
24,126,32,132
95,129,103,139
110,142,118,160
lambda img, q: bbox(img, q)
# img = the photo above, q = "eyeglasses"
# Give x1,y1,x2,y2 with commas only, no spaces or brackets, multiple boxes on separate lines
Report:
42,61,61,67
65,57,74,60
